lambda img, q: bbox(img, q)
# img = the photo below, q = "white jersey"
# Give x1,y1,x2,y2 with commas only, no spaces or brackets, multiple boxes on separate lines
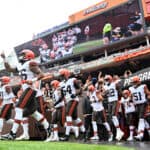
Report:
120,97,135,114
17,61,36,90
0,86,15,106
64,78,79,102
104,82,118,102
129,84,147,105
89,91,104,112
53,88,64,108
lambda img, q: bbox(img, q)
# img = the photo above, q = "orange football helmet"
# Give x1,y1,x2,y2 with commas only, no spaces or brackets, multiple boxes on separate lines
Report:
1,76,10,84
51,80,60,88
88,85,95,92
132,76,140,83
19,49,35,63
59,68,70,78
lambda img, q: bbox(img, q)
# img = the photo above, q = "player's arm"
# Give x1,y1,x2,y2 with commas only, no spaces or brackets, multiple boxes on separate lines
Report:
74,79,82,95
29,61,45,80
1,53,18,73
116,82,122,97
96,91,103,101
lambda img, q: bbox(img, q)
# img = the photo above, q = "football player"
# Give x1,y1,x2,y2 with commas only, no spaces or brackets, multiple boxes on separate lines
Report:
46,80,65,142
120,90,136,141
1,50,51,140
129,76,150,140
59,69,85,141
88,85,113,141
104,75,124,141
0,76,16,138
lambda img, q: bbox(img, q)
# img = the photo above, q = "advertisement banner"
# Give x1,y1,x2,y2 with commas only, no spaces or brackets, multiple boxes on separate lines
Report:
122,67,150,88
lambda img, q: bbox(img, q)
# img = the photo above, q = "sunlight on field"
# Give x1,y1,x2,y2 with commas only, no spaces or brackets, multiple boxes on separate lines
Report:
0,141,135,150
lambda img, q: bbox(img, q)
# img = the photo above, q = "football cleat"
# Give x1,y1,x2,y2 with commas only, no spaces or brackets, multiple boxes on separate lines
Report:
15,134,29,141
1,131,16,140
60,135,69,141
127,135,134,141
45,133,54,142
90,135,99,140
51,136,59,142
134,134,143,141
108,133,113,142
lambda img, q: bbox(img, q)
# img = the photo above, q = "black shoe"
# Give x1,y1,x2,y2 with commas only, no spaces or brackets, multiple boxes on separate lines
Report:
1,131,16,140
60,135,69,141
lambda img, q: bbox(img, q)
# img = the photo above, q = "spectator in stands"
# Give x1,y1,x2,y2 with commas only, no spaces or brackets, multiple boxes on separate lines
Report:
74,26,81,35
129,12,144,36
84,25,90,41
62,43,73,57
52,34,58,47
111,27,122,42
102,22,112,45
39,43,51,63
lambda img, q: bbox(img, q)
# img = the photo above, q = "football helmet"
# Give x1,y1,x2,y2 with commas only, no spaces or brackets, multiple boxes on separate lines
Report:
19,49,35,63
51,80,60,89
59,68,70,78
88,85,95,92
1,76,10,85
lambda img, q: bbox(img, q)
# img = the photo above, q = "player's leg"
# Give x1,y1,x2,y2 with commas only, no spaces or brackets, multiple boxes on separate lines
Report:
101,110,113,142
0,104,13,138
90,111,99,140
15,117,29,140
31,110,51,139
45,109,58,142
61,101,75,141
134,104,146,141
73,103,85,139
127,113,135,141
111,101,124,141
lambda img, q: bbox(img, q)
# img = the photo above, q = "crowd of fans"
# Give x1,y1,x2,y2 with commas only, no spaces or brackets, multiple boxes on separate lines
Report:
39,26,81,63
103,12,144,45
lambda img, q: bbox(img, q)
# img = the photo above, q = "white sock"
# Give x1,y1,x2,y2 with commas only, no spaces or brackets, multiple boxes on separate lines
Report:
75,118,85,132
103,122,111,134
6,119,14,124
92,121,98,136
32,111,49,129
65,116,72,136
12,122,20,133
138,118,145,137
112,116,119,128
12,108,23,133
22,118,29,136
129,126,134,137
0,118,4,134
53,124,58,137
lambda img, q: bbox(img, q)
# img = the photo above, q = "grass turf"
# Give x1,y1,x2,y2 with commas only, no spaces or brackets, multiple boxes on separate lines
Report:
0,141,135,150
73,39,103,54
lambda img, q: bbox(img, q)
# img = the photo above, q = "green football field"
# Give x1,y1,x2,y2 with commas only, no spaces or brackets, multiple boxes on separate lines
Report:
73,39,103,54
0,141,135,150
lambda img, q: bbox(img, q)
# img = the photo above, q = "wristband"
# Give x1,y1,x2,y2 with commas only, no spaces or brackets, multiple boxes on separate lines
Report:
32,77,38,82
